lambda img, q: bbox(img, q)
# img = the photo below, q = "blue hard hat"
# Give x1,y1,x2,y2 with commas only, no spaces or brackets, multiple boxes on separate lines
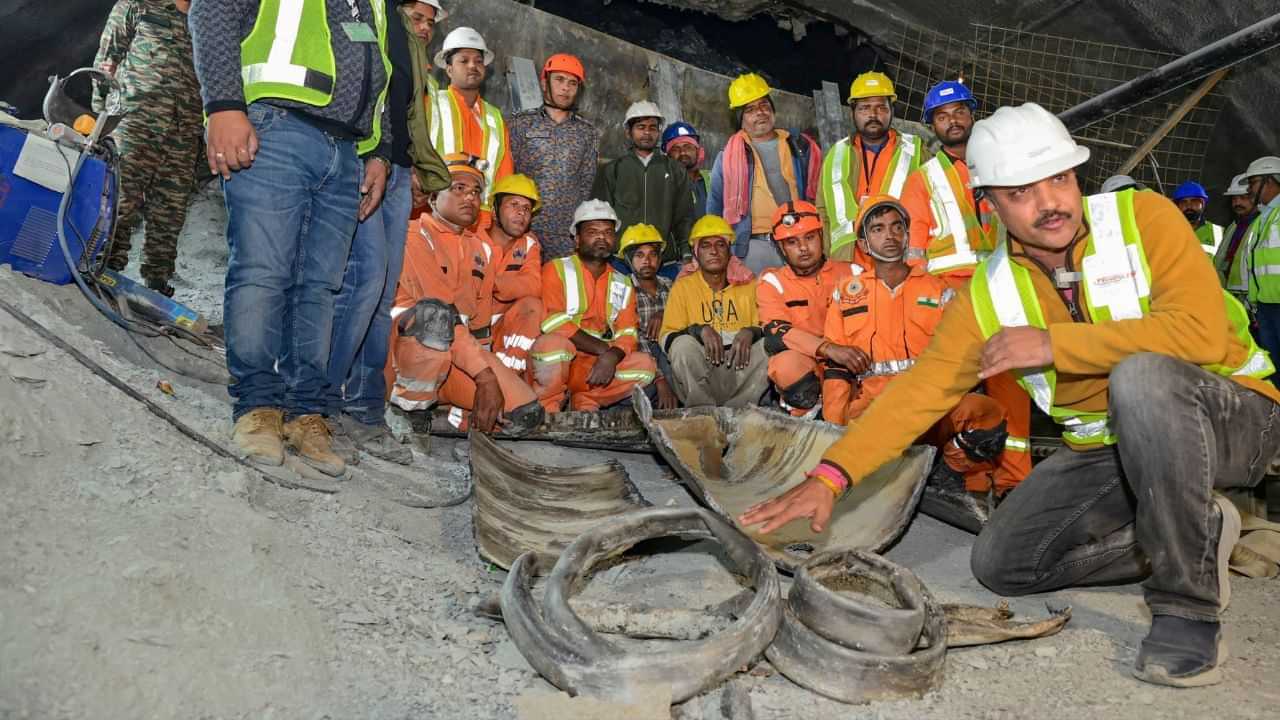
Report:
661,121,699,151
922,80,978,124
1171,180,1209,202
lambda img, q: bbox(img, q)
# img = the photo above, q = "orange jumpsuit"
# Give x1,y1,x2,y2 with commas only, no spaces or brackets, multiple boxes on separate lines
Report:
900,151,1032,490
822,263,1022,493
388,214,537,429
757,259,857,413
482,231,543,375
530,256,657,412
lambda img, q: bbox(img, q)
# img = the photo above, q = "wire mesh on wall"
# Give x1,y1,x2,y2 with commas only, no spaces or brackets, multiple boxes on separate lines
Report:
887,22,1229,194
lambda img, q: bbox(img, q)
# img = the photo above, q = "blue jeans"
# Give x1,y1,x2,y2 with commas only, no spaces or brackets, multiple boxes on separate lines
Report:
1255,302,1280,387
325,163,414,425
222,103,361,420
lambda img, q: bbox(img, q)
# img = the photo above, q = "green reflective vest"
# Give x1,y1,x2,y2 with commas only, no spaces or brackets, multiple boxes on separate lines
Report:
970,189,1274,445
239,0,390,155
540,255,638,344
820,131,924,256
1194,222,1224,256
1214,216,1257,294
1247,204,1280,304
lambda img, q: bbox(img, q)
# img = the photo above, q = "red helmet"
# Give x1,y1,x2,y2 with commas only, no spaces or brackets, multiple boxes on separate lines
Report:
542,53,585,83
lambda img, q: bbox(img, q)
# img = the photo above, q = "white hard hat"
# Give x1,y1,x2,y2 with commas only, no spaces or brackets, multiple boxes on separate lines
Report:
1224,173,1250,196
968,103,1090,188
623,100,664,129
416,0,448,22
1245,156,1280,179
571,199,621,236
1100,174,1138,193
434,27,493,68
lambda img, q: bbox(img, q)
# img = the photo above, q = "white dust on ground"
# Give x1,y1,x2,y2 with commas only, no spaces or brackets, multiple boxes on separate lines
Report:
2,188,1279,719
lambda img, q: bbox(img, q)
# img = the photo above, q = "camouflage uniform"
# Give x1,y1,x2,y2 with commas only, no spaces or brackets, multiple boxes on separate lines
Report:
93,0,202,287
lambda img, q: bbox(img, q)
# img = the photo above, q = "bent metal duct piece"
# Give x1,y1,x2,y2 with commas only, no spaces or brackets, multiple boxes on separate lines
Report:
469,431,648,569
499,507,782,705
765,550,947,704
634,389,934,570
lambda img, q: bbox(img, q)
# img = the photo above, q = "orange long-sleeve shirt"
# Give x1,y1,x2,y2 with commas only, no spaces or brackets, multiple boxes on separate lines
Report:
540,258,640,354
757,260,857,357
822,190,1280,481
393,214,491,377
484,232,542,321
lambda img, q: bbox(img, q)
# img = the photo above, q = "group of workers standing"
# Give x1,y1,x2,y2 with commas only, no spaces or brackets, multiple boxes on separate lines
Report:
92,0,1279,693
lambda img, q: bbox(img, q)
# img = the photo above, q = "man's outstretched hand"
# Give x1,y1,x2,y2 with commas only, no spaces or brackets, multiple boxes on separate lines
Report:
738,478,837,534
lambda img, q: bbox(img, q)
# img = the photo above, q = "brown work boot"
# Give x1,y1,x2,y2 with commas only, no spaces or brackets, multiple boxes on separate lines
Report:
231,407,285,466
283,414,346,477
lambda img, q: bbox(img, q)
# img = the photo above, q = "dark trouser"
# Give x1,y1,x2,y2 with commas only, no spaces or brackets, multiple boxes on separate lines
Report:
971,353,1280,622
1254,302,1280,388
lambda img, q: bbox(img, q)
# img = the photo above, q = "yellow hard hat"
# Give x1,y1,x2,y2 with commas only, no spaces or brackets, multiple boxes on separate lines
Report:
848,71,897,104
618,223,665,255
689,214,735,243
728,73,771,109
491,173,541,213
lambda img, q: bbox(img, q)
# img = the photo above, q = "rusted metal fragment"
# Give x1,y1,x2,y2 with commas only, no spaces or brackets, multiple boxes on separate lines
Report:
943,601,1072,647
765,550,947,704
635,390,934,570
414,406,651,450
469,431,648,569
499,508,782,705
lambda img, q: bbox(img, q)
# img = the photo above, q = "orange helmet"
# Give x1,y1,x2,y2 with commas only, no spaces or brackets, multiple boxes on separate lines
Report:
854,194,910,238
770,200,823,241
542,53,585,83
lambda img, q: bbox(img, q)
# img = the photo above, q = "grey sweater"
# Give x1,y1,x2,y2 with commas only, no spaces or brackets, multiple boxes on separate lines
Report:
189,0,390,150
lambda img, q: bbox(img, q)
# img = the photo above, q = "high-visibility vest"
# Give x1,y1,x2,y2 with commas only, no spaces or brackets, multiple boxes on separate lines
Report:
240,0,390,155
1195,222,1224,256
970,189,1273,445
919,152,992,275
540,255,638,344
430,87,507,210
1248,205,1280,304
820,131,923,256
1216,217,1257,293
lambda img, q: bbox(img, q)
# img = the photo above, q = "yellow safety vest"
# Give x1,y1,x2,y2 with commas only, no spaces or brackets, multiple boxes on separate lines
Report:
1195,222,1224,256
1215,217,1256,294
970,189,1273,445
430,87,507,210
919,152,993,275
540,256,638,343
820,132,923,256
1247,205,1280,304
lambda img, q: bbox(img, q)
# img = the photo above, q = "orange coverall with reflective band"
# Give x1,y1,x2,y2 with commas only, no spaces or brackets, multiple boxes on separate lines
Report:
757,259,856,412
822,264,1022,492
531,258,656,412
388,214,537,421
483,232,543,374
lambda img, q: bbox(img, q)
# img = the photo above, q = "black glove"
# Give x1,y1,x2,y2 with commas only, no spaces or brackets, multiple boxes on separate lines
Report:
398,298,458,351
955,420,1009,464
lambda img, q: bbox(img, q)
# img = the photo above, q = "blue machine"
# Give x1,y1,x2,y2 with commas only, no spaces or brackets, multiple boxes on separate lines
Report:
0,123,116,285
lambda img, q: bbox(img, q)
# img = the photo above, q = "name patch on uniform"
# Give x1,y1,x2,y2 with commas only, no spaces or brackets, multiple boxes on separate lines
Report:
841,306,868,317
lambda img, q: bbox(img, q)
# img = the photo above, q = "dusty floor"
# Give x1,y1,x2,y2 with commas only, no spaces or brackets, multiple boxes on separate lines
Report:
2,189,1279,718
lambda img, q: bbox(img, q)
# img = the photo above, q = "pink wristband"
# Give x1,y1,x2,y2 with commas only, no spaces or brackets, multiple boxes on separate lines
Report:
806,462,850,494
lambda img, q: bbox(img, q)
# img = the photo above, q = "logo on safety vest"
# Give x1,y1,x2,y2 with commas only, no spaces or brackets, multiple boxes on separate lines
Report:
1092,271,1134,287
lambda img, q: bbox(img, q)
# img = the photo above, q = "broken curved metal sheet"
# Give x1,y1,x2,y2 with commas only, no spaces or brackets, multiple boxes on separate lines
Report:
765,550,947,704
634,388,935,570
499,507,783,705
787,550,927,656
469,431,648,569
943,601,1072,647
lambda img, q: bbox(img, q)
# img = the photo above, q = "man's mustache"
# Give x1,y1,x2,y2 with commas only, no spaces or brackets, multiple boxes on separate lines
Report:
1034,210,1072,228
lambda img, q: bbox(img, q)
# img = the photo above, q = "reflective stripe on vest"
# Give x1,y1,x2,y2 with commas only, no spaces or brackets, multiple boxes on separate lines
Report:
1220,219,1256,292
1248,206,1280,303
241,0,337,107
857,358,915,380
921,153,986,275
541,256,634,338
1196,223,1224,256
431,89,506,209
821,132,921,256
971,189,1275,445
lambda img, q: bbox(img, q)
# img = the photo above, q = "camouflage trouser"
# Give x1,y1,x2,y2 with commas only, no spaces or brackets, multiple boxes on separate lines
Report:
105,113,201,283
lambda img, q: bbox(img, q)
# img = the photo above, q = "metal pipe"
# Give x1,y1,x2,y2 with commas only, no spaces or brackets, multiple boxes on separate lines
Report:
1058,13,1280,131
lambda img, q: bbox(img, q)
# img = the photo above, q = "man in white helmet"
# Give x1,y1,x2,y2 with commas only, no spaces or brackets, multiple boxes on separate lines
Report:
740,102,1279,688
530,199,657,412
1243,156,1280,372
591,101,695,276
429,26,512,229
1214,173,1258,300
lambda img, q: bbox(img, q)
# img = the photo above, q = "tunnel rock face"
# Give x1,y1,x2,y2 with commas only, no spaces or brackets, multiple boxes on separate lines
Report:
3,0,1275,196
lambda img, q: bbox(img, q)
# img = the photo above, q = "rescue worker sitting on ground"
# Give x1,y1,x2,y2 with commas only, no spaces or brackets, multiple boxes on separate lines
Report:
619,224,681,410
529,200,657,412
483,174,545,375
389,154,543,434
1172,180,1223,256
757,200,858,417
820,196,1021,495
659,216,769,407
741,103,1279,689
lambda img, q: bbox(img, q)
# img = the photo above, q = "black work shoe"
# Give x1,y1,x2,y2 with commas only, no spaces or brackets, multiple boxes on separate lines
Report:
1132,615,1226,688
340,415,413,465
145,278,175,298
